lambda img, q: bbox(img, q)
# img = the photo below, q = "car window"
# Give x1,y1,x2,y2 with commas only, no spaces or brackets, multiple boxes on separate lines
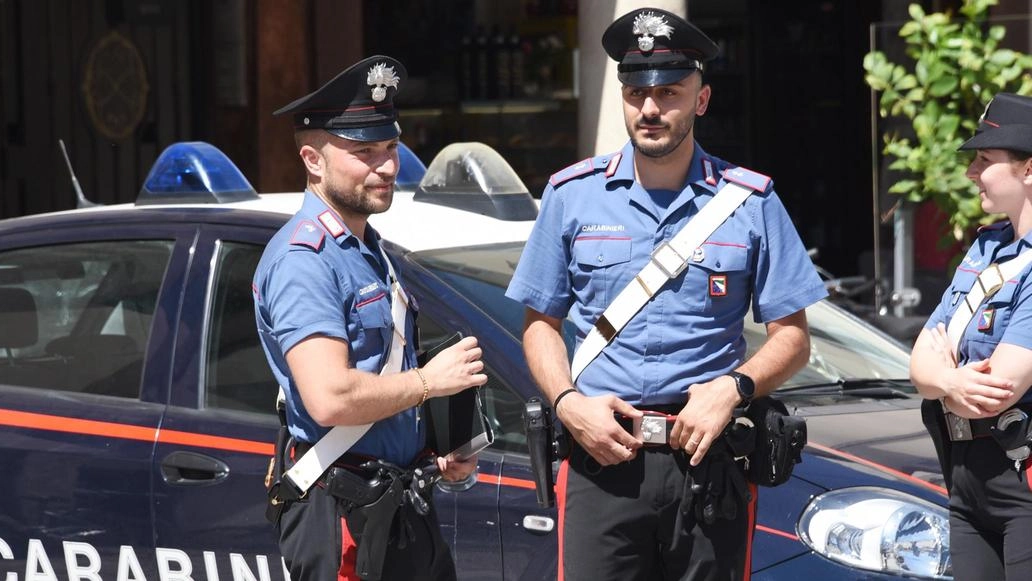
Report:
418,313,528,455
204,241,278,414
0,240,173,397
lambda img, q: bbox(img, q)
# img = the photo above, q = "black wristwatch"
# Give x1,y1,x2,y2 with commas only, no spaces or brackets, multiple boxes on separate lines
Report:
728,371,755,406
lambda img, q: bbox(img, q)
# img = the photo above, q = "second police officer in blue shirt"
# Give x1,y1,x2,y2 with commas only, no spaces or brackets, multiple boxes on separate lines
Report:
505,8,827,580
254,56,487,581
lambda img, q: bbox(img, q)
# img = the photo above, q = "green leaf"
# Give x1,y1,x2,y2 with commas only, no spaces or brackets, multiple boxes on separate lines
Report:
896,75,918,91
899,21,920,38
889,180,919,194
990,49,1016,66
929,76,958,97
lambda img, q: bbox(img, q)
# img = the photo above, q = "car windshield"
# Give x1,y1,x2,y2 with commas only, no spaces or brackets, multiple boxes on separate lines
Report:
412,242,911,390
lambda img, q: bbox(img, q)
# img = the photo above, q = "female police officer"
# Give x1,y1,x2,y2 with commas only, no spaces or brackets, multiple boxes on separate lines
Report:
910,92,1032,580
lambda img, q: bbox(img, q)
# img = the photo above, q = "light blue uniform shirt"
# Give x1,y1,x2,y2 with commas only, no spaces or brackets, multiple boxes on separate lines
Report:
253,191,422,465
506,141,827,406
925,222,1032,404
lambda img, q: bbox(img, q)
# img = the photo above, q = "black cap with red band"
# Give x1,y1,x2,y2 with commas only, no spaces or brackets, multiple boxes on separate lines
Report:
959,92,1032,154
273,55,407,142
602,7,719,88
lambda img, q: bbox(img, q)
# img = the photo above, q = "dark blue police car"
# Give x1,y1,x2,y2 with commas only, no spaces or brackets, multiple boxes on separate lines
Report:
0,142,951,580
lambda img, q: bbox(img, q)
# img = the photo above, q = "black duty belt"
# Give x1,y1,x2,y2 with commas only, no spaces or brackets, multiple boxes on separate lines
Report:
945,404,1032,442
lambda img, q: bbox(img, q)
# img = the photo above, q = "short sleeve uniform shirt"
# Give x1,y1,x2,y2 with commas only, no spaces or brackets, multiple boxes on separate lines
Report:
505,141,827,405
254,191,422,465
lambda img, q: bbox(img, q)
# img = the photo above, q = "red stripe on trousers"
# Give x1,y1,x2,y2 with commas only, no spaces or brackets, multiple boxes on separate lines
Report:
556,458,570,581
338,516,359,580
744,482,758,580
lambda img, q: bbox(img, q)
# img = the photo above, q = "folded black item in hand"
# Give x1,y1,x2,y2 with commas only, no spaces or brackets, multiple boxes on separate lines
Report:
418,332,495,461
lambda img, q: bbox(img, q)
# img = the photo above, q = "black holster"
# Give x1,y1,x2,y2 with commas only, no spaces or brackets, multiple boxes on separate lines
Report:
351,477,406,581
265,411,292,524
326,459,438,581
671,443,751,550
743,396,806,487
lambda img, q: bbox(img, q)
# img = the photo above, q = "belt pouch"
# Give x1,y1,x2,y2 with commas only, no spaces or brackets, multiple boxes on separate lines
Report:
354,478,404,581
746,396,806,487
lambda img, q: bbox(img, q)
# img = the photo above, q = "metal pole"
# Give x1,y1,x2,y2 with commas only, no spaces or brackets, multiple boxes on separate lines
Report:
869,22,883,313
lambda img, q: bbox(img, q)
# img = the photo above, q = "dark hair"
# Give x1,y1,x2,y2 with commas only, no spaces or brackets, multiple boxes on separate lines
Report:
1005,150,1032,163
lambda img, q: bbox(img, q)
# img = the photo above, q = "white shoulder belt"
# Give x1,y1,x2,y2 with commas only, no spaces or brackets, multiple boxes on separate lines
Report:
570,168,768,382
946,248,1032,356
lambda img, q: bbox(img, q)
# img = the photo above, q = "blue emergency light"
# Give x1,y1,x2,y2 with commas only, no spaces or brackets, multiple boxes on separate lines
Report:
136,142,258,205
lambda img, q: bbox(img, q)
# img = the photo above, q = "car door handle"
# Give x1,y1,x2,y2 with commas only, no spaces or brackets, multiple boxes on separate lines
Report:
160,451,230,486
522,515,555,533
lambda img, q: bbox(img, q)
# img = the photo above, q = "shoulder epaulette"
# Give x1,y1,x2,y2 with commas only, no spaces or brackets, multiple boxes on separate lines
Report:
289,220,326,251
549,153,622,187
722,166,772,193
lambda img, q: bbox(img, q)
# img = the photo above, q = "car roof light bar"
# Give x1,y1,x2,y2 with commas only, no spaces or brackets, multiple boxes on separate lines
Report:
136,141,258,205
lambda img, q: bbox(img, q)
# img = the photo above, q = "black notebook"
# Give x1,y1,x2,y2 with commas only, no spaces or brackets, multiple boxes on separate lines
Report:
418,332,495,461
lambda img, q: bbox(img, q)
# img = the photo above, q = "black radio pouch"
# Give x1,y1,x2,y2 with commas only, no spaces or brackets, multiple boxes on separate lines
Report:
745,396,806,487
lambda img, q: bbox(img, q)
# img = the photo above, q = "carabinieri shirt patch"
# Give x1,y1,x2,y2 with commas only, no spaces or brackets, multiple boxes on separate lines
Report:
978,307,996,332
709,274,728,297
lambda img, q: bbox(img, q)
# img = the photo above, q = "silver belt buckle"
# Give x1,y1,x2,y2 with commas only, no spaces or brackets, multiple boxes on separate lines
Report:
945,412,973,441
638,415,671,445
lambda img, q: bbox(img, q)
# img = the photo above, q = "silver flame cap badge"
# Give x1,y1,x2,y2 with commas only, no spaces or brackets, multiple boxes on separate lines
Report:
367,63,400,103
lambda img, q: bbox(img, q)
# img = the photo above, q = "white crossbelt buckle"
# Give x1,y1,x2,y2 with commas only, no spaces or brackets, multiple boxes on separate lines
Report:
965,263,1006,314
650,240,689,279
978,264,1005,297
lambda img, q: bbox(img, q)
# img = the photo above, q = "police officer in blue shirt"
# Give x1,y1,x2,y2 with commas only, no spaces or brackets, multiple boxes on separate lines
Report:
505,8,826,581
253,55,487,581
911,92,1032,581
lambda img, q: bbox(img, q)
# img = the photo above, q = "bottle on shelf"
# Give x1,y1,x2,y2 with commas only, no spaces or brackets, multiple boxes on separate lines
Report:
474,25,489,100
459,30,474,100
509,26,524,99
493,25,511,100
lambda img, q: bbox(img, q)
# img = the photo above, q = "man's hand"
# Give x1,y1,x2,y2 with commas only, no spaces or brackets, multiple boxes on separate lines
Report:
556,393,643,466
437,454,478,482
421,336,488,398
670,376,740,466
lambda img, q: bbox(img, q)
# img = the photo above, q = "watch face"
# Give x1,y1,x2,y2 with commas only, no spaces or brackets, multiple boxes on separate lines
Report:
733,372,755,400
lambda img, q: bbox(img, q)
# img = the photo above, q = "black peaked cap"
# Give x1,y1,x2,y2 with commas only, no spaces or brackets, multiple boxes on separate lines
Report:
960,92,1032,154
602,7,719,87
273,55,407,142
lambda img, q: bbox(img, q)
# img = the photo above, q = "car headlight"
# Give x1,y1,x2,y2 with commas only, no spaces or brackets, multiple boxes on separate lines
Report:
798,486,951,579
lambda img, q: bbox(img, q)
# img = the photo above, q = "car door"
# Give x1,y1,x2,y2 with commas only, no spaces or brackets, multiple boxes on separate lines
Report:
400,259,559,581
0,222,190,578
150,224,287,580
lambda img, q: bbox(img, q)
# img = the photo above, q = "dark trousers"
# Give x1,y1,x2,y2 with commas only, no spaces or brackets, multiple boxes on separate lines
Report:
949,438,1032,581
278,482,456,581
557,443,757,581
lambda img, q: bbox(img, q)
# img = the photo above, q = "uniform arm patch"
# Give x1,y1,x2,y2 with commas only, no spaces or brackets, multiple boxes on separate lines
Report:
722,166,771,192
289,220,325,251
